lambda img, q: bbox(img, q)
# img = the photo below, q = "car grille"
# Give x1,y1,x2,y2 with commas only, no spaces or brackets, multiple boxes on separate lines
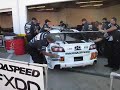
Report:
74,57,83,61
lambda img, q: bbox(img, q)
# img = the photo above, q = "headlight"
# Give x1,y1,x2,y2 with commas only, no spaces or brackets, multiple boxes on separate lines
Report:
51,46,65,52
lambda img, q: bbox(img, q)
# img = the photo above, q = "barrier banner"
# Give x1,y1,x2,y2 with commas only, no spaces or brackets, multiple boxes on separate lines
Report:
0,59,46,90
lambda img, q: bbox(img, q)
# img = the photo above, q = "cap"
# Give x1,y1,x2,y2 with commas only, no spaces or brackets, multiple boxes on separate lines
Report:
60,21,63,23
45,19,51,23
82,18,87,22
32,17,37,20
102,18,107,21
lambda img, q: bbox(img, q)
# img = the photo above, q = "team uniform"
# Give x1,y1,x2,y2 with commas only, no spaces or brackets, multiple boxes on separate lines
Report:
26,32,50,64
40,23,50,33
82,22,90,31
102,21,110,30
59,23,67,28
104,23,120,69
25,21,41,42
112,26,120,69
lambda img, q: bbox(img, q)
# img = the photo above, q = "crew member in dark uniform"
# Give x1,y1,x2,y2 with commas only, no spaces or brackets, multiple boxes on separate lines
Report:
81,18,89,31
99,17,110,52
25,17,41,42
59,21,67,28
110,17,120,71
102,18,110,30
26,32,58,64
98,17,120,71
40,19,51,32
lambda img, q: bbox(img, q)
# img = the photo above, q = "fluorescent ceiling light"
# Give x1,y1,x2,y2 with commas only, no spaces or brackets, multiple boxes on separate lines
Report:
36,6,45,8
28,6,45,9
80,3,103,7
76,0,103,4
37,8,54,11
90,1,103,3
93,4,103,6
46,8,54,11
80,5,93,7
76,2,89,4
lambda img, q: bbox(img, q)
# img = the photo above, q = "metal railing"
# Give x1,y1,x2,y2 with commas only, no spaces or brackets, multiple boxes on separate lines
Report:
110,72,120,90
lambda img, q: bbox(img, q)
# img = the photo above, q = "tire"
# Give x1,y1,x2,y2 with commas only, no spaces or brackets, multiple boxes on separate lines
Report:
98,44,105,56
54,65,61,69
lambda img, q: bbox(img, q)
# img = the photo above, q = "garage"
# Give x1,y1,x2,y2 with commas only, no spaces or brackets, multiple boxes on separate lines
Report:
0,9,13,34
27,0,120,30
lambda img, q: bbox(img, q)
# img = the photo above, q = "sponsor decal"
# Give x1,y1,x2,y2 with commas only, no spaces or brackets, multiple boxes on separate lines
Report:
65,51,90,55
74,46,81,50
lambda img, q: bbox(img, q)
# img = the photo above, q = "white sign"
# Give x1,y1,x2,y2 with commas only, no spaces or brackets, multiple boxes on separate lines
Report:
0,59,46,90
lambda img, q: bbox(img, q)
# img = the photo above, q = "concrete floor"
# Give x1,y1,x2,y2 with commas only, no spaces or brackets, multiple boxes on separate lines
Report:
48,70,120,90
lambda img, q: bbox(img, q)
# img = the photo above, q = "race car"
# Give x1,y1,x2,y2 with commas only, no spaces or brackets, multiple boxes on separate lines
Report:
51,26,80,32
45,32,98,69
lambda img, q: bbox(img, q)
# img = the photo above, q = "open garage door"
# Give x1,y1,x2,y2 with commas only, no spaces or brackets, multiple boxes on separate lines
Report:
0,9,13,34
26,0,120,31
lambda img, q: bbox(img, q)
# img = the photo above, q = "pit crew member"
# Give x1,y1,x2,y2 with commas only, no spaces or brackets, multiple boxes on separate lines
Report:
26,33,59,64
40,19,51,33
25,17,41,42
96,17,120,71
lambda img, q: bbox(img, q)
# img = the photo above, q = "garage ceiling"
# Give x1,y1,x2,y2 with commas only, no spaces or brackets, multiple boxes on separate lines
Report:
0,11,12,15
27,0,120,12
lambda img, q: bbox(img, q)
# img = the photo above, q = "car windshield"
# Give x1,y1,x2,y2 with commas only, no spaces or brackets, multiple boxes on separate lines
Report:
50,32,103,43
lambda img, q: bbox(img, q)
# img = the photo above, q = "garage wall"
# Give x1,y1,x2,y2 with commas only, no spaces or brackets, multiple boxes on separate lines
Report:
65,8,104,26
28,11,60,26
0,0,21,34
28,4,120,27
0,0,14,9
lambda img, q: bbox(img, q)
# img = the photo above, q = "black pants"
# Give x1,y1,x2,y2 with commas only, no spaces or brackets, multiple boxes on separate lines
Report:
112,42,120,69
104,41,113,66
26,44,46,64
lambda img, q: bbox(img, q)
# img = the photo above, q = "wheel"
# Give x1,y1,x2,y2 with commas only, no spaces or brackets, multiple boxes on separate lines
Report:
93,60,97,66
98,44,105,56
96,41,105,56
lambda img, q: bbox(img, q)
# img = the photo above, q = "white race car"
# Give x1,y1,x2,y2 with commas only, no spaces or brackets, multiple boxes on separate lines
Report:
45,32,98,69
51,26,80,32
